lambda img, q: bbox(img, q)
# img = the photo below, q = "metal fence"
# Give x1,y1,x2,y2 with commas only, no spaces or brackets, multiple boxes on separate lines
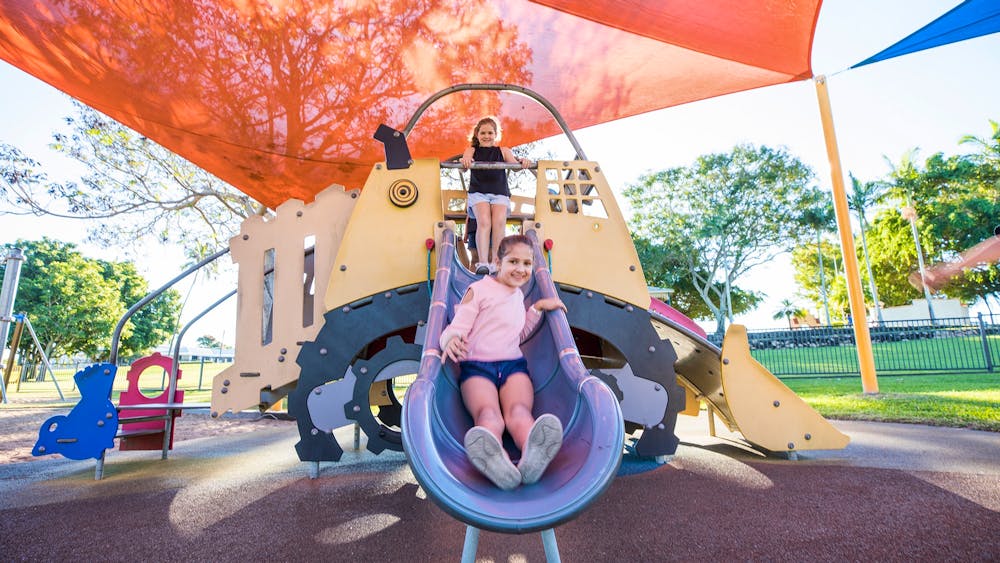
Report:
710,313,999,377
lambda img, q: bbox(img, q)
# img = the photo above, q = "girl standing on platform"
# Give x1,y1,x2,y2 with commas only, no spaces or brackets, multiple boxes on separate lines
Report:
460,116,531,275
440,234,565,490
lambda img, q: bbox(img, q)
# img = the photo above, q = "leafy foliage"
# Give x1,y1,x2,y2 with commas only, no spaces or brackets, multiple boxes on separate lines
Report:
1,238,179,360
1,103,263,262
625,144,817,334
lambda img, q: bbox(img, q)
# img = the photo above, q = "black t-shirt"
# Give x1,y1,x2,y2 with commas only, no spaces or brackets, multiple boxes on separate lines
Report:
469,146,509,196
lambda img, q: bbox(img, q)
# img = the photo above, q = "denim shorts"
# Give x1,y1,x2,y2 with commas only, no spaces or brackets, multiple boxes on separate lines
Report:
458,358,530,388
467,192,510,208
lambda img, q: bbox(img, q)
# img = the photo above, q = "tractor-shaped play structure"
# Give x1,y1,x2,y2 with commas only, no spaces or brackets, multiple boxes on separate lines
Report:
36,85,847,559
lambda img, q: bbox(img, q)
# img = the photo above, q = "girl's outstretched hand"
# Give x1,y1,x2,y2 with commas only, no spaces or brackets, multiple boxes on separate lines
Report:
442,334,468,363
533,297,567,313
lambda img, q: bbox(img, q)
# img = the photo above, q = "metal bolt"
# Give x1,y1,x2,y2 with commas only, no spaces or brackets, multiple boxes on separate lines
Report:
626,305,633,312
311,428,319,435
106,412,113,419
629,265,636,271
657,423,665,430
314,387,323,395
223,379,230,386
586,291,593,298
278,356,285,362
319,348,328,355
342,306,350,313
340,265,347,271
654,384,661,391
722,358,730,365
437,222,444,227
535,222,541,228
359,366,368,374
242,234,249,240
280,348,287,354
104,369,111,375
221,388,228,394
211,411,218,418
296,210,303,217
97,420,105,427
351,192,358,198
773,400,780,407
385,292,392,299
648,346,656,353
38,446,46,453
376,164,382,170
393,131,400,137
804,433,812,440
787,442,795,450
353,405,361,412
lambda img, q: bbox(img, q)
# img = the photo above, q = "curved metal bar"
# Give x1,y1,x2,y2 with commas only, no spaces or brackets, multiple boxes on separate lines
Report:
402,83,588,161
109,247,230,364
160,288,237,458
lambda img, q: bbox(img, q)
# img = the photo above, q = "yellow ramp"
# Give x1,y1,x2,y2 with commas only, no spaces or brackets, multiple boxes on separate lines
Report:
720,324,849,452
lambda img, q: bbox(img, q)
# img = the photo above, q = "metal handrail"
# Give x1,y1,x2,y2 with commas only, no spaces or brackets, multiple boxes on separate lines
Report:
401,83,589,161
439,161,538,170
109,248,230,364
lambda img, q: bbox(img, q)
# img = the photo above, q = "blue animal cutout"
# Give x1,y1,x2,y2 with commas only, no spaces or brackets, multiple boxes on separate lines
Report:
33,363,119,460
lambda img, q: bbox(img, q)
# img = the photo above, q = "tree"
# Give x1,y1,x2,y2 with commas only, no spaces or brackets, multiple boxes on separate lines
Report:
634,236,763,322
790,239,849,322
799,194,836,326
0,104,263,262
882,144,1000,309
772,298,806,329
625,144,817,335
196,335,224,349
0,238,179,361
847,172,886,323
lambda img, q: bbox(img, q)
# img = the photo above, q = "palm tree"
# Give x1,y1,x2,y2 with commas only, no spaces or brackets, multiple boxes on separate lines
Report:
884,150,937,323
800,199,836,326
773,298,805,329
848,172,885,324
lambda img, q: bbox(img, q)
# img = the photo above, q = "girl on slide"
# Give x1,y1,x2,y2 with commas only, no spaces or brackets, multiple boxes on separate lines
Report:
440,234,565,490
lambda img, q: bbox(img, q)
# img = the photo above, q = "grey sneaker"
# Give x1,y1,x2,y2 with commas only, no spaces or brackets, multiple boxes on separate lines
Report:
475,263,490,275
517,414,563,485
464,426,521,491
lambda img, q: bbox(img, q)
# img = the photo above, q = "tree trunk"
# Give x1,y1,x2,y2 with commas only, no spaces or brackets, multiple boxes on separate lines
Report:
817,230,831,326
857,214,884,323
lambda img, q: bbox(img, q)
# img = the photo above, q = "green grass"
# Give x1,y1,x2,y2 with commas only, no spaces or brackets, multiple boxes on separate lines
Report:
783,373,1000,432
6,361,998,433
2,361,229,408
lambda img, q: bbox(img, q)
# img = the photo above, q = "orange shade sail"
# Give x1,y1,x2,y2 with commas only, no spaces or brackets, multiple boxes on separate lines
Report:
0,0,821,209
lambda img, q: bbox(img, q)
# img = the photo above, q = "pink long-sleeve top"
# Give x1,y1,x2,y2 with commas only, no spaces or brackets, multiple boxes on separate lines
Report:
440,276,542,362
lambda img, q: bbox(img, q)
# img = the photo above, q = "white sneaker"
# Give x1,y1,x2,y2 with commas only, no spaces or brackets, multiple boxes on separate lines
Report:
464,426,521,491
517,414,563,485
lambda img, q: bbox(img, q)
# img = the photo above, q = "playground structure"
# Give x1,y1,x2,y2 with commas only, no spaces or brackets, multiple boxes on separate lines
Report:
28,84,848,557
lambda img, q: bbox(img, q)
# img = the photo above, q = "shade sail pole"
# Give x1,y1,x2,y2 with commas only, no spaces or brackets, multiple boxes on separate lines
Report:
813,75,879,394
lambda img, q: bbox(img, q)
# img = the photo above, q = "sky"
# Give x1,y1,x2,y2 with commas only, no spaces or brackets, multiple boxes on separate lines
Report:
1,0,998,342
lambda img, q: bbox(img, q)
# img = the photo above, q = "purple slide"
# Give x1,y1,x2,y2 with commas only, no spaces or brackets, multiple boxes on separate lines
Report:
402,229,624,534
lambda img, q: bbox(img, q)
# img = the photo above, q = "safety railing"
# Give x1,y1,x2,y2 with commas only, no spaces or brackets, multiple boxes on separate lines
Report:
710,313,998,377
